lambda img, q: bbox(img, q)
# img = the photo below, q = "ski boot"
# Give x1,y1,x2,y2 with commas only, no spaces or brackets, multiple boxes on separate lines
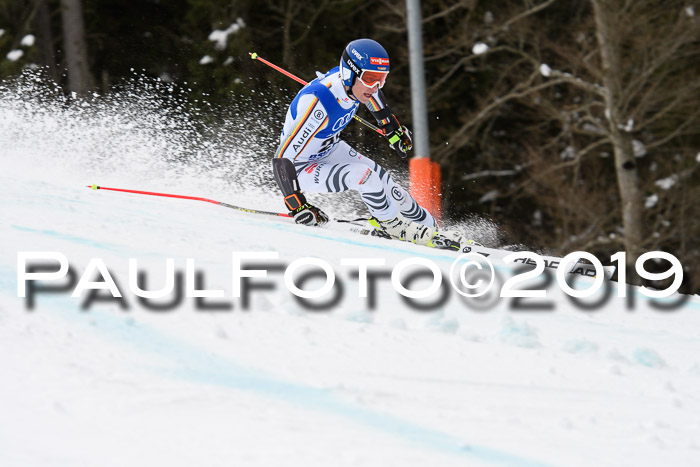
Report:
369,214,480,251
369,214,437,246
439,229,483,252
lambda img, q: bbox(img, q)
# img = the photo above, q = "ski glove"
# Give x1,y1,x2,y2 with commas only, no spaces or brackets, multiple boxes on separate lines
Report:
387,125,413,158
283,191,328,226
291,203,329,226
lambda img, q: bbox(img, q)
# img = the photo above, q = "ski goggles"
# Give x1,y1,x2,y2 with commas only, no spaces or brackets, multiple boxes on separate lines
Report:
357,70,388,89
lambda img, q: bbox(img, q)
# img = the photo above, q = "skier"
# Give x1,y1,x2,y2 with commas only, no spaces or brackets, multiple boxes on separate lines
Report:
271,38,473,249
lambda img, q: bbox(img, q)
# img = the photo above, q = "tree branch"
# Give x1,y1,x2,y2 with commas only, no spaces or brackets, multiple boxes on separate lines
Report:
546,69,607,98
423,0,471,24
502,137,610,197
644,107,700,151
498,0,559,33
436,74,571,159
291,0,331,47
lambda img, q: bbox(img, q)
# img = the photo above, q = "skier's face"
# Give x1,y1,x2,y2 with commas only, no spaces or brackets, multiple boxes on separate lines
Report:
351,79,380,104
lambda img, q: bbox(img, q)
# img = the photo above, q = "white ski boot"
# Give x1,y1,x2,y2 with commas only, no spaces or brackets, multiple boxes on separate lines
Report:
370,213,437,246
370,214,481,250
439,228,483,249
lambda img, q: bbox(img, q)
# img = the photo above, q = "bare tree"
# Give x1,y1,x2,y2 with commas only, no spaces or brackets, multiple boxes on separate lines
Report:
263,0,333,68
34,0,57,81
410,1,699,274
60,0,91,95
543,1,700,267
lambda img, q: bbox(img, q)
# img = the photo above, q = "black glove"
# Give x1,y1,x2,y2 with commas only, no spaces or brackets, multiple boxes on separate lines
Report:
386,125,413,158
282,191,328,226
291,203,329,226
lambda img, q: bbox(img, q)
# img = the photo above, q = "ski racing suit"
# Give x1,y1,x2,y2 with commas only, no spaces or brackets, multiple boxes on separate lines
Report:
273,66,435,227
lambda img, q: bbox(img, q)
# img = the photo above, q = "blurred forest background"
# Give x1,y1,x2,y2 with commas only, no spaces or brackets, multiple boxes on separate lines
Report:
1,0,699,293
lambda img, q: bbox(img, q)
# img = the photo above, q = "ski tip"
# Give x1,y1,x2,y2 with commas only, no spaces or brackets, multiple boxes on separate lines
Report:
87,184,99,190
249,52,258,60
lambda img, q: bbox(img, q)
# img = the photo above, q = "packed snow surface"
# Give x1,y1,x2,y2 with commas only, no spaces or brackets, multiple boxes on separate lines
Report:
2,72,700,467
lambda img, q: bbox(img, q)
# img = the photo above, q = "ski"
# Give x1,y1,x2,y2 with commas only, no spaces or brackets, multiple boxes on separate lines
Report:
88,183,615,279
312,218,615,280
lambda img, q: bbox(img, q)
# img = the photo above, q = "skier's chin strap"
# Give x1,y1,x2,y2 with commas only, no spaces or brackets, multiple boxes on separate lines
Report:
344,84,357,102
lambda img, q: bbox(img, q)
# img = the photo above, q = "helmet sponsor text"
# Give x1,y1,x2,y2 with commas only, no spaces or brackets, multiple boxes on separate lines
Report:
370,57,389,66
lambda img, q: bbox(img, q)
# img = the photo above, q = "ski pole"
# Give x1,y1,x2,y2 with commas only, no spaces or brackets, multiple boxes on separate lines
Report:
249,52,307,86
249,52,384,136
87,184,291,218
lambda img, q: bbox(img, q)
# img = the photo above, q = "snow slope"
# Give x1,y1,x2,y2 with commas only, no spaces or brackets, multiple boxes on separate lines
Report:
2,74,700,467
